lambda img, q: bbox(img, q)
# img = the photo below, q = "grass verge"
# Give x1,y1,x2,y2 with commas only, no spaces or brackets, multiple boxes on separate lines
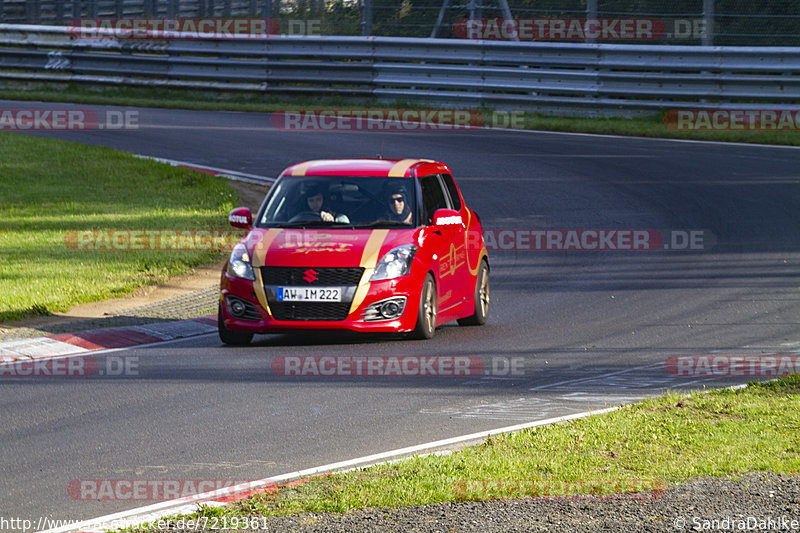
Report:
139,375,800,528
0,131,238,322
3,85,800,146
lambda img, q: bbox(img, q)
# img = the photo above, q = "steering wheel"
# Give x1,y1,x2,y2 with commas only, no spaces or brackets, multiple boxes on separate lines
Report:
288,210,323,223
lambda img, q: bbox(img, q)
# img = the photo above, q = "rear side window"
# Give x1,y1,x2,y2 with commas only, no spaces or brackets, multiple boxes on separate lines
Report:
440,174,462,211
419,175,449,224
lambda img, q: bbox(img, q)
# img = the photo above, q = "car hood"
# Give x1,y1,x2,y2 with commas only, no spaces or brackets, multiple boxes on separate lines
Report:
245,227,419,268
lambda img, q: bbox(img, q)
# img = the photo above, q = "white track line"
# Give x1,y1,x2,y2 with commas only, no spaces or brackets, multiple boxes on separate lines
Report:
37,406,618,533
133,155,275,184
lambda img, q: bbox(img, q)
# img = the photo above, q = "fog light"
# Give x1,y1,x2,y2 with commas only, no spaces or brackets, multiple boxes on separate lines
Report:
362,297,407,322
380,301,401,318
230,299,247,317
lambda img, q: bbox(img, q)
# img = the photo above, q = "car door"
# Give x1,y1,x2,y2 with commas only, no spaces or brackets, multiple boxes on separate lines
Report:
419,174,466,314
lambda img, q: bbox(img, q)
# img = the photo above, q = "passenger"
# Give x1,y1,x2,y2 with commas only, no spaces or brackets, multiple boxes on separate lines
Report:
385,184,412,224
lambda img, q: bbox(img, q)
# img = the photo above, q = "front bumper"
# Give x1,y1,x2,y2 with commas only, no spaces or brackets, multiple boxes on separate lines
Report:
220,271,422,334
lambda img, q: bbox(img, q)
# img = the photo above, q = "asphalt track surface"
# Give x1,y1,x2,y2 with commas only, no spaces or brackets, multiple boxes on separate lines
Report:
2,101,800,527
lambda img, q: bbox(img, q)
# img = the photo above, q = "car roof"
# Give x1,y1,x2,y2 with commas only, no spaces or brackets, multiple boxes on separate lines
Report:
279,158,452,179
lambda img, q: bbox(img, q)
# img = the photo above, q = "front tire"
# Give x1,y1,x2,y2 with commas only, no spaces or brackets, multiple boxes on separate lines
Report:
458,260,489,326
411,274,437,339
218,305,254,346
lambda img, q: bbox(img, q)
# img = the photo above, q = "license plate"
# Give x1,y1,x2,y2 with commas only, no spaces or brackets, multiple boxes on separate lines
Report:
277,287,342,302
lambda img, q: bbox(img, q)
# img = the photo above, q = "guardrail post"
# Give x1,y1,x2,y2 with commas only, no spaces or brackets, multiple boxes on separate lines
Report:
361,0,372,36
703,0,714,45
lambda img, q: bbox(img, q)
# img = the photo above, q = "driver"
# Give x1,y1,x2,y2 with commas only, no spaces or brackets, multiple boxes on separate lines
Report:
302,185,349,223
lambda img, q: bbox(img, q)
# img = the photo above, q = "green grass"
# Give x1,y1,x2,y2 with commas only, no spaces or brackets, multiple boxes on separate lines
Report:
0,132,238,322
145,376,800,526
3,84,800,146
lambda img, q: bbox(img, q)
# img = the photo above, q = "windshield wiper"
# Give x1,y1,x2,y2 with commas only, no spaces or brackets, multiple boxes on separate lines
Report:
272,220,353,228
352,221,415,229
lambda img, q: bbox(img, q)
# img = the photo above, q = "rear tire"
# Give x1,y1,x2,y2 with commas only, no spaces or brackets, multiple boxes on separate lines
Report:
218,305,254,346
458,260,489,326
411,274,437,340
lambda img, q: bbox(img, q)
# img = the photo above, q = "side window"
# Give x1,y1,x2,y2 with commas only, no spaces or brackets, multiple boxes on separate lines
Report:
440,174,462,211
419,175,449,224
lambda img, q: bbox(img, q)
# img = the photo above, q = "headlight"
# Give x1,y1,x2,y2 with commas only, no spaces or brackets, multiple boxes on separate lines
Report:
227,243,254,281
370,244,417,281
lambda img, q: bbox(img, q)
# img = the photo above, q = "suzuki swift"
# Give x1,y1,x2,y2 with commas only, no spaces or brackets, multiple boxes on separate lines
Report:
219,158,489,344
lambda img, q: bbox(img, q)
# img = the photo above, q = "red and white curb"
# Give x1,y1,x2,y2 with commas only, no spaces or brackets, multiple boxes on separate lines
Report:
0,316,217,362
37,407,619,533
133,155,275,185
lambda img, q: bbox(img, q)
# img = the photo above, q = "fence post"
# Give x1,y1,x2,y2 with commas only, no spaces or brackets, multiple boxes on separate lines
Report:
167,0,177,18
361,0,372,36
27,0,40,23
55,0,65,24
586,0,597,43
703,0,713,45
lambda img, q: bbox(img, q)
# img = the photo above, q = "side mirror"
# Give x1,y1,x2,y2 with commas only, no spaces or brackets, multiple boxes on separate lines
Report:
228,207,252,229
432,208,463,228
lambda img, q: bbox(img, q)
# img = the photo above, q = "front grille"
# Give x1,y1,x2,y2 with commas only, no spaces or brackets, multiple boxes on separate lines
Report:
261,267,363,321
270,302,352,321
261,267,364,286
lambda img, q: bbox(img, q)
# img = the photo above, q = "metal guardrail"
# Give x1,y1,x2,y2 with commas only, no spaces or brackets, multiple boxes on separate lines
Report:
2,23,799,113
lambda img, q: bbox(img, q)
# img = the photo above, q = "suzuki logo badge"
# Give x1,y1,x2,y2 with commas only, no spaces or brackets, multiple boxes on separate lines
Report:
303,269,318,283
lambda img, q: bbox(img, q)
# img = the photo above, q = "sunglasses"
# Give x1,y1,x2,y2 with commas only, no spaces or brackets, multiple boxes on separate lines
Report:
391,196,405,203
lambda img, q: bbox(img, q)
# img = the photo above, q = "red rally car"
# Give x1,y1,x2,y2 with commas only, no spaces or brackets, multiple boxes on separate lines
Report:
219,158,490,344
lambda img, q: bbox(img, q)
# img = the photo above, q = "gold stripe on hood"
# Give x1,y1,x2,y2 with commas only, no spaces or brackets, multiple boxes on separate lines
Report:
252,229,282,317
348,229,389,316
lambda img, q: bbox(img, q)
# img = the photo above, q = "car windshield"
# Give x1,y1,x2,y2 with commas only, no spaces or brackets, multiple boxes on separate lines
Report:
257,176,417,228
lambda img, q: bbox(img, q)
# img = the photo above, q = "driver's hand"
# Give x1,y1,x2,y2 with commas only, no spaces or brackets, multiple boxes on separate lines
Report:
320,211,334,222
